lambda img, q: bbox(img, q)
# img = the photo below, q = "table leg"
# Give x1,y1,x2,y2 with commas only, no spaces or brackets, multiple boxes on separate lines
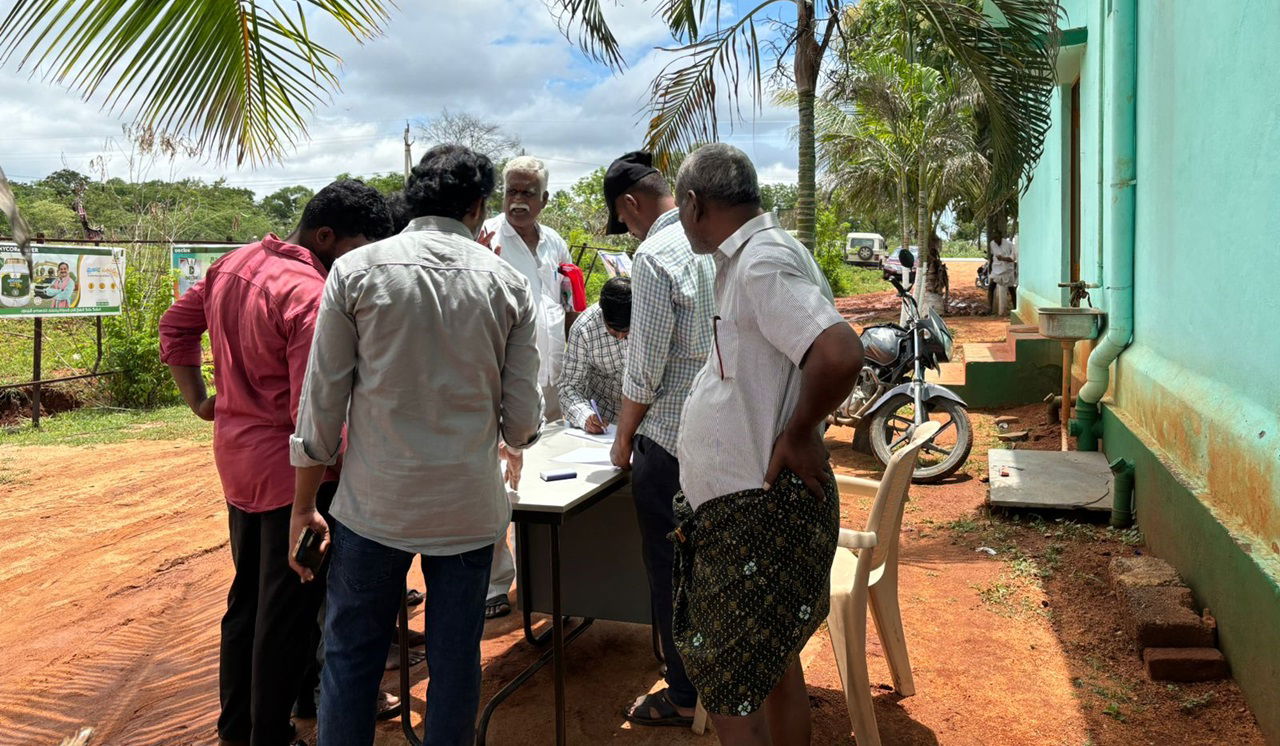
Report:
475,616,594,744
517,521,544,646
520,521,572,648
550,523,566,746
399,589,422,746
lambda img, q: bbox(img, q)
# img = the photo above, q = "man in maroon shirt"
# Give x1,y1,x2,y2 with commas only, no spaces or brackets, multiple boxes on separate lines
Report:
159,180,391,746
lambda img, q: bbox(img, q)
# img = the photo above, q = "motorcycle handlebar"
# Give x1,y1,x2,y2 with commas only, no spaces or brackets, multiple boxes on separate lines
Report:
886,276,921,320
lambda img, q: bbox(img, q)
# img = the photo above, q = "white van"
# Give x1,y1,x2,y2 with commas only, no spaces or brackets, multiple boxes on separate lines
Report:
844,232,886,266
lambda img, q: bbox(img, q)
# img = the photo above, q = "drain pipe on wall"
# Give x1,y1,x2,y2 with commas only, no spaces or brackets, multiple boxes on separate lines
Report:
1071,0,1137,451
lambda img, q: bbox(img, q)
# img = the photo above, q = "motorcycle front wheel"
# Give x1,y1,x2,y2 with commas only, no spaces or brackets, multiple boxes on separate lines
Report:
868,394,973,483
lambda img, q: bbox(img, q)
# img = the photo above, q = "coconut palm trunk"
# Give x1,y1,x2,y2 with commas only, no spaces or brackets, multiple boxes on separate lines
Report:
793,0,821,251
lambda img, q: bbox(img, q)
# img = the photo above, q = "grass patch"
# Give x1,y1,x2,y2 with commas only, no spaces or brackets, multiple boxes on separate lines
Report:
975,579,1018,611
941,240,986,258
0,465,31,486
1179,691,1215,714
0,404,212,447
0,319,98,383
841,267,885,297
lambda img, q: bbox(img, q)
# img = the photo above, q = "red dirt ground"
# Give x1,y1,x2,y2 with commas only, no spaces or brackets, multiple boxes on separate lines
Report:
0,292,1265,745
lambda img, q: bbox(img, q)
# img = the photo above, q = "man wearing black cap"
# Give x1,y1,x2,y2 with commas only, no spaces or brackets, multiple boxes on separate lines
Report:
602,151,716,727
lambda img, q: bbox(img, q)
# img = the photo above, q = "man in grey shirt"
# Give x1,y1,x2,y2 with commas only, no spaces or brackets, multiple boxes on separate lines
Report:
289,144,542,745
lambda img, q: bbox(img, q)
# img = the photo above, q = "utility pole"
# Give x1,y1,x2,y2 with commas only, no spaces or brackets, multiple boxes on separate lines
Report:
403,121,413,185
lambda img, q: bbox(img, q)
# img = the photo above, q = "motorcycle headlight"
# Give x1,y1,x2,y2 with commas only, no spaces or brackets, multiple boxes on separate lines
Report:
922,329,932,340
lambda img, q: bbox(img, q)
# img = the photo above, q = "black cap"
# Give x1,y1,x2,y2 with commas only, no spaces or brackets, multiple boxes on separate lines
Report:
603,151,661,235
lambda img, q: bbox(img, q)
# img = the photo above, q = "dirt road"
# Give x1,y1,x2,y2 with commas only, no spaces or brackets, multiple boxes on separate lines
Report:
0,308,1264,745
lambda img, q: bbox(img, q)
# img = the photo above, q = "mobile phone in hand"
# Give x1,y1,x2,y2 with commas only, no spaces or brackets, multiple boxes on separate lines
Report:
293,527,328,572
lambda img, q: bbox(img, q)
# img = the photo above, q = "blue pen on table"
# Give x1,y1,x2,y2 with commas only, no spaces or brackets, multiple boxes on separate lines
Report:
588,399,602,424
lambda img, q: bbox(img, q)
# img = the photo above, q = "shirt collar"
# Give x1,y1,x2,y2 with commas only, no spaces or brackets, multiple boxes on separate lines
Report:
496,212,543,243
404,215,476,240
716,211,776,259
647,207,681,239
261,233,326,276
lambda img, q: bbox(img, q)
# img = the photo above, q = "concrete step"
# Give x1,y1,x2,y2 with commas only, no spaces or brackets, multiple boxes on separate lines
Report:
926,361,966,386
963,341,1016,364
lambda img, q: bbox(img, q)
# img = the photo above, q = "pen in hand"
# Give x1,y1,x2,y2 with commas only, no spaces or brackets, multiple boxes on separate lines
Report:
585,399,606,435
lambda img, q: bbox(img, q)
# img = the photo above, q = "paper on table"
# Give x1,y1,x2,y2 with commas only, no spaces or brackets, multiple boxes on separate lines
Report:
566,424,617,445
551,447,615,466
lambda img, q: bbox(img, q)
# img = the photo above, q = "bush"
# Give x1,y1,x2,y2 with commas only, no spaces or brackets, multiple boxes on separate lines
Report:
103,249,182,409
815,245,855,297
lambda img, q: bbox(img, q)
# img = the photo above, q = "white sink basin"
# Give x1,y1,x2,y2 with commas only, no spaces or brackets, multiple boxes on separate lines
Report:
1038,307,1105,341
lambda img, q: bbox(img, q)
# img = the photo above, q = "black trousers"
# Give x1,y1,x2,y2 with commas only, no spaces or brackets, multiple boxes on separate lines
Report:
631,435,697,708
218,483,335,745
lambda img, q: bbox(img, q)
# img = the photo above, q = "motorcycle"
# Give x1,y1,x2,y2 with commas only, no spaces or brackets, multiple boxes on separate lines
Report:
829,249,974,482
976,259,992,290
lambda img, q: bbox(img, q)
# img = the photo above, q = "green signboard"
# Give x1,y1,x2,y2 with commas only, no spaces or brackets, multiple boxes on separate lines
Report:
172,245,235,299
0,244,126,318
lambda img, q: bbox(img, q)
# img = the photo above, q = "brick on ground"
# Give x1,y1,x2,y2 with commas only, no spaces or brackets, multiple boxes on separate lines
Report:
1109,555,1183,593
1143,647,1230,682
1119,585,1215,649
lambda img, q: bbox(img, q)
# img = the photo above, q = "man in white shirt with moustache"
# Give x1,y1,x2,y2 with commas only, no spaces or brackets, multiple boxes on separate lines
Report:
478,155,577,619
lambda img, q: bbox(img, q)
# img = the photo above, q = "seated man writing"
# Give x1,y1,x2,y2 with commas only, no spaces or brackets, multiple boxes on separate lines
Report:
557,276,631,434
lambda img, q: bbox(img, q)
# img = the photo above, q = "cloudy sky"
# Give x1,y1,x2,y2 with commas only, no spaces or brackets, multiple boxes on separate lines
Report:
0,1,800,197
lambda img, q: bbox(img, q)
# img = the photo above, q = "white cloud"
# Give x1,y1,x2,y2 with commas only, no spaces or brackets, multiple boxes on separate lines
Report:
0,1,800,199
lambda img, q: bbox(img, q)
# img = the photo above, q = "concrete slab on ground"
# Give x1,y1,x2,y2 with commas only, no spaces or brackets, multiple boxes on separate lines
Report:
988,449,1114,511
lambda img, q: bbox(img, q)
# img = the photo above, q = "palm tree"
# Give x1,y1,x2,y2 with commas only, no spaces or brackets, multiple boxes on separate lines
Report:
0,0,391,262
548,0,1060,252
815,50,983,311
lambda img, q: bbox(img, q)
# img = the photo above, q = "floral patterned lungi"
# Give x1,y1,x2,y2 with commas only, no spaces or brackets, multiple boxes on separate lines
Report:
669,468,839,716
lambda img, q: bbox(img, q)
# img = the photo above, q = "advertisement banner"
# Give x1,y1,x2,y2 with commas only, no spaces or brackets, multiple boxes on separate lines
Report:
172,245,235,299
0,243,126,318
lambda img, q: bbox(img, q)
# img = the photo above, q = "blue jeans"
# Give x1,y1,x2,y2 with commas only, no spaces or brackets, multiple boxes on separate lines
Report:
318,520,494,746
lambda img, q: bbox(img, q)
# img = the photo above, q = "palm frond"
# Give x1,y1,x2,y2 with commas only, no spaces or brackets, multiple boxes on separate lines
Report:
901,0,1061,200
642,0,782,167
659,0,710,42
547,0,627,70
0,0,392,165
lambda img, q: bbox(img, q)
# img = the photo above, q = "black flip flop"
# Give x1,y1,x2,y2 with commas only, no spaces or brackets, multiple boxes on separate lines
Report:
405,589,425,608
385,643,425,671
624,689,695,728
485,593,511,620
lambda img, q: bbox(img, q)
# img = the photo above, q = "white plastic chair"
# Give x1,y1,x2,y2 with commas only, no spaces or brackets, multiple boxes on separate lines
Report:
827,421,941,746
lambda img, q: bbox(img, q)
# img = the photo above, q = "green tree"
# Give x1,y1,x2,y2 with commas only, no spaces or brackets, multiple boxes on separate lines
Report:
259,185,314,228
548,0,1061,252
760,183,799,213
18,199,81,238
37,169,90,199
815,44,984,312
335,171,406,196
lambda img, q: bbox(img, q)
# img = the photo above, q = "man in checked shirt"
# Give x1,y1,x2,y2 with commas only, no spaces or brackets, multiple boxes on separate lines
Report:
557,276,631,433
601,151,716,727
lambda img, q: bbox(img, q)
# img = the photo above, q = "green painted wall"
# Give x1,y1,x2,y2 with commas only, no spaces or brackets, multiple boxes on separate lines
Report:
1018,2,1280,738
1102,404,1280,739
